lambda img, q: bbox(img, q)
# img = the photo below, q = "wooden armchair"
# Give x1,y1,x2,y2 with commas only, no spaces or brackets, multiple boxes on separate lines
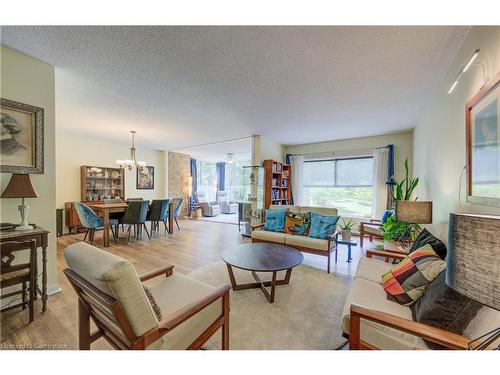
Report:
64,241,230,350
359,219,384,247
349,304,470,350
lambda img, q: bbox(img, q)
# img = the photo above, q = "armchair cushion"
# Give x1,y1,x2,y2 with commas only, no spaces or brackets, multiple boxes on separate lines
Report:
285,234,329,251
143,284,162,321
308,212,340,239
263,209,287,232
341,277,427,349
411,272,482,349
362,224,382,236
382,245,446,306
64,242,158,337
146,273,222,350
354,257,392,284
251,229,286,244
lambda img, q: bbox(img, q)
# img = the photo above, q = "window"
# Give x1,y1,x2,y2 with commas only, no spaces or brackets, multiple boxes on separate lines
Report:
196,161,217,201
224,161,251,202
303,157,373,217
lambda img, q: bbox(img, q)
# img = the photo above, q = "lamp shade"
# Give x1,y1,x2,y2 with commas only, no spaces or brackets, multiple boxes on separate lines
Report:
395,200,432,224
447,213,500,310
1,174,38,198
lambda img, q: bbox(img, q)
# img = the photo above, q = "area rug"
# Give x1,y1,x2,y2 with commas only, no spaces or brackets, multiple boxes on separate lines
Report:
188,261,350,350
198,214,238,225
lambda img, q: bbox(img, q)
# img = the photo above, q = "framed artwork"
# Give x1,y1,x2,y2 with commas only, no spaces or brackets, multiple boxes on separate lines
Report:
137,165,154,190
1,98,44,174
466,71,500,207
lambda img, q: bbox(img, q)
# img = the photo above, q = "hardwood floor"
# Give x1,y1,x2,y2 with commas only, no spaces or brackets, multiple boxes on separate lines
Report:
0,219,373,349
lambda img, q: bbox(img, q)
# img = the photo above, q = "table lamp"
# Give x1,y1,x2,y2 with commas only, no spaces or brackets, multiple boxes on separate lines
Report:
1,174,38,230
447,213,499,349
394,200,433,250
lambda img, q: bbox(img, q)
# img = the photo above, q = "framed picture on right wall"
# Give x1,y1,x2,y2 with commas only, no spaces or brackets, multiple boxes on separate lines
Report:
466,71,500,207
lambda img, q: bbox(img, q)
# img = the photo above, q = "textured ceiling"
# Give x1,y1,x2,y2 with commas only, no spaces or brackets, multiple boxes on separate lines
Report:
1,26,468,150
176,137,252,163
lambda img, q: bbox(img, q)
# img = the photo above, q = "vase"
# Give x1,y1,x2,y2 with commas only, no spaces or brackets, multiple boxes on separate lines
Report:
341,230,352,242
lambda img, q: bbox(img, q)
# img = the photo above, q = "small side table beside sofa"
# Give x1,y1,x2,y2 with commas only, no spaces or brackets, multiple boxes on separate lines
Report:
0,226,50,320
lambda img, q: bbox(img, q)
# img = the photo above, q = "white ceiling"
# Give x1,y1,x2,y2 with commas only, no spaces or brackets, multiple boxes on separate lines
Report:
176,137,252,163
1,26,468,150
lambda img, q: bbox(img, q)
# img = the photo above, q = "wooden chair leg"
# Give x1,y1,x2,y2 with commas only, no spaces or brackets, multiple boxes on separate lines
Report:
175,217,180,230
127,225,132,242
78,298,91,350
29,275,35,323
163,220,168,234
369,235,373,242
90,229,95,245
111,226,117,243
83,229,89,242
327,252,331,273
22,282,27,310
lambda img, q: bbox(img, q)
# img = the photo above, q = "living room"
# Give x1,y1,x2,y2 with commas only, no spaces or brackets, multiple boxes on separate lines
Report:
0,2,499,373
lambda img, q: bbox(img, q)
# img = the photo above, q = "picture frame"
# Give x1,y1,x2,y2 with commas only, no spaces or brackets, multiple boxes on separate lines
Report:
137,165,154,190
465,71,500,207
1,98,44,174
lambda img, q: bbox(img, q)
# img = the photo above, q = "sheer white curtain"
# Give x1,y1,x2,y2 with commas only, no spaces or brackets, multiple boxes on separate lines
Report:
289,155,304,205
371,148,389,219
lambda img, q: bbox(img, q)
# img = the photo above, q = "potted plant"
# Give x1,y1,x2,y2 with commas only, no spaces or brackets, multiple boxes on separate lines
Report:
339,218,354,242
381,158,420,250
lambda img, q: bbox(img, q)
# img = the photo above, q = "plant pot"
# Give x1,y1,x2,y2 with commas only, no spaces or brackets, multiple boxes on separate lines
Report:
384,240,401,252
341,230,352,242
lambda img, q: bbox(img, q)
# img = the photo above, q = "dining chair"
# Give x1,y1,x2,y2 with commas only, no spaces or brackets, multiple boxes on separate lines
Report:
119,200,150,241
1,240,37,323
170,198,184,231
75,202,118,245
147,199,170,234
64,241,230,350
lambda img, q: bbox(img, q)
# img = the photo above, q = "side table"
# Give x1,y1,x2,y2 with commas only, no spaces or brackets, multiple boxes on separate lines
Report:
334,237,358,263
0,226,50,313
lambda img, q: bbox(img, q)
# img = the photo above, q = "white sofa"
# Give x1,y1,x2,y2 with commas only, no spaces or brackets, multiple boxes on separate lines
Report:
342,256,500,349
251,205,339,272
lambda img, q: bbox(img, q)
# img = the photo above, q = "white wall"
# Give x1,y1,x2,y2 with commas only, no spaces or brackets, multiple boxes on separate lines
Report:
284,131,414,182
56,130,166,230
413,26,500,240
1,46,58,293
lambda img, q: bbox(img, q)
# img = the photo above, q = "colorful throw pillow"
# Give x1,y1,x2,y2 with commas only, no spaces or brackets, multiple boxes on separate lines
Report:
308,212,340,239
382,244,446,305
263,209,287,232
284,212,311,235
381,210,394,224
408,228,447,260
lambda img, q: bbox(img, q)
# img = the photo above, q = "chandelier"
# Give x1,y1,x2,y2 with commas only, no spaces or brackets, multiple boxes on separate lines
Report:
116,130,146,171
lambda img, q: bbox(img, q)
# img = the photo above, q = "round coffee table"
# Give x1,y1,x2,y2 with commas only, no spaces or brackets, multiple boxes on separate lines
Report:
221,243,304,303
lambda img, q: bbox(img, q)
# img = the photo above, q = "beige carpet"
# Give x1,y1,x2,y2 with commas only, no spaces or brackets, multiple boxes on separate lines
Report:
188,262,350,350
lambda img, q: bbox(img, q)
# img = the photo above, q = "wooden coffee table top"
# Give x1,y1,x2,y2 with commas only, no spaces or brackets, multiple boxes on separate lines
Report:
221,243,303,272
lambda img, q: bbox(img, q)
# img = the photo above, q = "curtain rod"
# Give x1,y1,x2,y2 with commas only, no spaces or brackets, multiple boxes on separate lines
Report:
286,145,393,157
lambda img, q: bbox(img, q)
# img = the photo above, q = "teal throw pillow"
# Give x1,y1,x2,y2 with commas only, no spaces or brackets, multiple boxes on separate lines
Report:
263,209,287,232
381,210,394,224
309,212,340,239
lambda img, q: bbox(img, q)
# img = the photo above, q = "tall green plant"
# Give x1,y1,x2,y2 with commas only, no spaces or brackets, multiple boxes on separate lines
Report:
394,158,419,201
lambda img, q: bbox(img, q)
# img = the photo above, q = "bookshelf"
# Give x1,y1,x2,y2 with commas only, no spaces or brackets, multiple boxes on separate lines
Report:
263,159,292,209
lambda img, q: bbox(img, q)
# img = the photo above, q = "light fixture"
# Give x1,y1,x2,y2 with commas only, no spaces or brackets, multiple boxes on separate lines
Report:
227,153,235,164
448,49,480,94
116,131,146,171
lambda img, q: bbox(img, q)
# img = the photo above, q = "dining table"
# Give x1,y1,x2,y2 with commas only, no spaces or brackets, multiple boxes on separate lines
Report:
87,201,174,247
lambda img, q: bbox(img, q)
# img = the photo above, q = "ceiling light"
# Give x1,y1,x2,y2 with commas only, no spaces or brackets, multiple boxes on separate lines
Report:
116,131,146,171
448,49,480,94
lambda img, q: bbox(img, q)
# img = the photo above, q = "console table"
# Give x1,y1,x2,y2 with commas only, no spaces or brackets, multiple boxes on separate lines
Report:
0,226,49,312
